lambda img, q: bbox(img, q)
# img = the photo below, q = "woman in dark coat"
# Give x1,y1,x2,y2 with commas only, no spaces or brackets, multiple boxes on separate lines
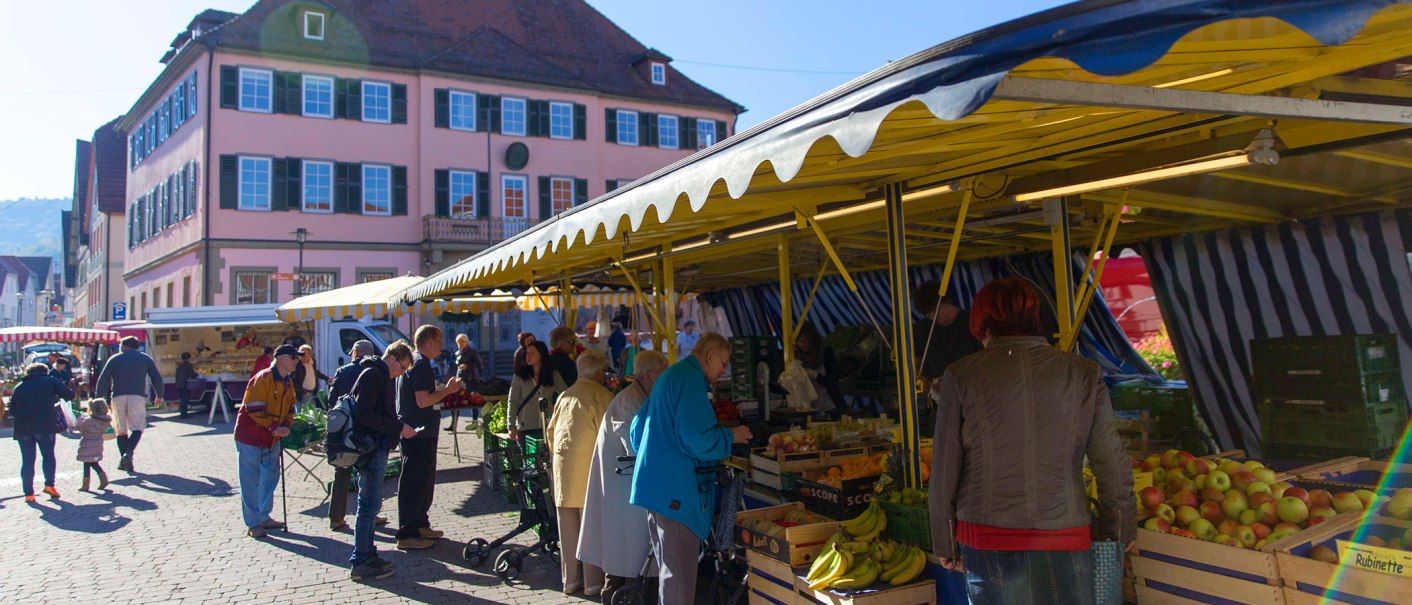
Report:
11,363,75,501
795,322,847,419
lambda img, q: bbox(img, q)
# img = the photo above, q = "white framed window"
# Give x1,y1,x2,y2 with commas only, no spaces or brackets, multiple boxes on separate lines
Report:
651,62,666,85
302,75,333,118
449,90,476,131
658,114,679,149
501,97,527,136
450,170,478,218
549,102,573,139
362,164,391,215
697,118,718,148
616,109,639,146
361,81,391,123
302,160,333,213
303,11,325,40
238,156,272,211
501,175,528,218
550,177,574,215
238,68,273,113
235,271,272,305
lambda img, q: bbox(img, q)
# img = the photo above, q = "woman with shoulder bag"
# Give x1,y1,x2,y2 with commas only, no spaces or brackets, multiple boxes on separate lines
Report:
10,363,75,502
507,341,558,441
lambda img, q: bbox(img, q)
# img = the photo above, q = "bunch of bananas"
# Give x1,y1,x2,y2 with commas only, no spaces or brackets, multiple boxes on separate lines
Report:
801,503,926,591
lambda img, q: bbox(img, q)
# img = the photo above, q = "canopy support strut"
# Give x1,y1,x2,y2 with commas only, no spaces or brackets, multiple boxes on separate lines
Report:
806,216,893,358
662,248,677,361
778,235,794,366
615,263,668,343
528,274,561,327
1063,199,1125,352
796,263,829,331
885,183,923,490
1046,198,1076,347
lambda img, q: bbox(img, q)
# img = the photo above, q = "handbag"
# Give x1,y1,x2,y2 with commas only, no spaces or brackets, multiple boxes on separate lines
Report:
1090,497,1125,605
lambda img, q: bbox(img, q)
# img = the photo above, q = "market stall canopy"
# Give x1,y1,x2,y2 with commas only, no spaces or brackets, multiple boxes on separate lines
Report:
278,276,517,322
516,285,657,311
405,0,1412,301
127,304,284,330
92,320,149,343
0,327,121,345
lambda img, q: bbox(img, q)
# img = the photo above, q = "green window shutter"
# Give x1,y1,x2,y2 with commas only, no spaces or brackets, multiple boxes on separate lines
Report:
219,155,238,209
642,112,658,147
335,162,361,213
392,84,408,124
346,80,363,120
271,158,288,211
538,176,551,221
605,179,617,192
605,108,617,143
487,95,502,133
573,103,587,140
434,169,450,217
716,121,727,143
334,78,350,118
285,158,302,211
537,100,551,137
392,166,408,215
682,117,696,149
526,100,542,137
434,89,449,129
220,66,238,109
574,178,588,207
476,172,490,218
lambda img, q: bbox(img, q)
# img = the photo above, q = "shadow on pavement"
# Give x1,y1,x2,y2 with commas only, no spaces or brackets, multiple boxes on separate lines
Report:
19,490,160,533
112,473,235,497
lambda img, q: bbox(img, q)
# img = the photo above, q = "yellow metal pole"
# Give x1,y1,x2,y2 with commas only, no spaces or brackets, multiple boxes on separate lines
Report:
936,185,974,300
560,278,575,328
615,263,668,340
796,263,828,330
652,258,666,355
1047,198,1075,345
778,235,794,366
1065,206,1123,351
885,183,923,490
662,249,677,361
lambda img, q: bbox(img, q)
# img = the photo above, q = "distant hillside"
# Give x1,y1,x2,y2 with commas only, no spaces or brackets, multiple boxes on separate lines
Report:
0,197,65,259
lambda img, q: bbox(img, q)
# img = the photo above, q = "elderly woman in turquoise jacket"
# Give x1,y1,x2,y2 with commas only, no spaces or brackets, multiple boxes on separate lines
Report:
629,332,752,605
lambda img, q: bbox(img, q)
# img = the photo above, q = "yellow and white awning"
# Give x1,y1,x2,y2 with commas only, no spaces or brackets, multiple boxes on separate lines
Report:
278,276,516,321
516,285,649,311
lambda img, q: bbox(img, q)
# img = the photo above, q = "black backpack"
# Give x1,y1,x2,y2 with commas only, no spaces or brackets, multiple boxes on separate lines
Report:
324,393,362,468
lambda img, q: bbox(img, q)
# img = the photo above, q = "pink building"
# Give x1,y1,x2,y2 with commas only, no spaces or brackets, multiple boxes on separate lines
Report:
119,1,740,318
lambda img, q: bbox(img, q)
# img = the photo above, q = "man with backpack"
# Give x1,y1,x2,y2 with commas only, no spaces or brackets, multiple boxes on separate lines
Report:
326,341,386,531
347,340,419,581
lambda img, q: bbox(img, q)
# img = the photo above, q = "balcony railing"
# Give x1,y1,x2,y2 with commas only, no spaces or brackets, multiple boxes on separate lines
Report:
423,216,533,244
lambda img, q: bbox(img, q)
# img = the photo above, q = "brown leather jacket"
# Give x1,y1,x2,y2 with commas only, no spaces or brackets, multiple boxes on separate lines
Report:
928,336,1135,557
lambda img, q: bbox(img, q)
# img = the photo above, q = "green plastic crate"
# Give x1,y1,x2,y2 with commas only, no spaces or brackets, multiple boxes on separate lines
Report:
1255,371,1406,412
384,457,403,478
1251,334,1399,378
879,500,931,551
280,425,320,450
1260,399,1407,460
1110,383,1197,437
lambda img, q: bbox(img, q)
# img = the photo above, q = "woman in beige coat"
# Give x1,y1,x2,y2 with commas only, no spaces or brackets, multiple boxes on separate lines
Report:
544,349,613,596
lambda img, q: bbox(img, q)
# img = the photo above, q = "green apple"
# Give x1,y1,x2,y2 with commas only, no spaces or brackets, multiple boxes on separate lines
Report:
1195,474,1207,490
1143,517,1171,532
1246,481,1271,496
1331,492,1364,514
1239,509,1259,525
1206,470,1231,492
1277,497,1309,525
1270,481,1292,499
1387,497,1412,521
1189,518,1218,541
1234,524,1257,548
1252,467,1278,485
1176,505,1202,528
1153,503,1176,524
1222,490,1249,520
1353,490,1377,510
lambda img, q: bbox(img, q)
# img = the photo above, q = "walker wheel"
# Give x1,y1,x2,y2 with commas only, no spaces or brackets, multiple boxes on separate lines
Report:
462,538,491,567
494,547,524,582
545,539,560,564
610,584,644,605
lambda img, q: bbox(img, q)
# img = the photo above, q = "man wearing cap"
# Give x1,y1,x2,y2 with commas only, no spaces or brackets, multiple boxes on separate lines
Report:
94,335,164,473
234,344,300,539
327,340,387,531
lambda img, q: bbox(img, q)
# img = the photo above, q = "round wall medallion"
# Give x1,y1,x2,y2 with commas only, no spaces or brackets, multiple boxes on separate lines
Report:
505,142,530,170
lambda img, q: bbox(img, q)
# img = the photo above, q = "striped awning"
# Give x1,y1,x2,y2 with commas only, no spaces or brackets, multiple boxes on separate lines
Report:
0,327,121,345
277,276,519,321
516,286,649,311
404,297,518,316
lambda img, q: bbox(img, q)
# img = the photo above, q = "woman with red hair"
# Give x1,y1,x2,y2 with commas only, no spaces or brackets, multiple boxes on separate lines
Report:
927,277,1134,604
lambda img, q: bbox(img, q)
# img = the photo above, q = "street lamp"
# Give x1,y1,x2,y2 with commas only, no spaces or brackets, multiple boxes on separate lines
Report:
292,228,309,297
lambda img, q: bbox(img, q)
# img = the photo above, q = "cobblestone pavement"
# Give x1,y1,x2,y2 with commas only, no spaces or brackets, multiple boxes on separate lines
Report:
0,410,594,605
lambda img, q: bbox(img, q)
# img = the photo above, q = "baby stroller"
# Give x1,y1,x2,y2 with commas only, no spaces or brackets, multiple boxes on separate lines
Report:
609,457,750,605
463,397,561,583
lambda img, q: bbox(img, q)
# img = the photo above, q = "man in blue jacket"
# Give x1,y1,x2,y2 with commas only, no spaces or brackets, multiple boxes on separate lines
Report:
629,332,751,604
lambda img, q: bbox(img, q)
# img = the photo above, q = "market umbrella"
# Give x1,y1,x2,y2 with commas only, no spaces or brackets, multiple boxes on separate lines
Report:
0,326,122,345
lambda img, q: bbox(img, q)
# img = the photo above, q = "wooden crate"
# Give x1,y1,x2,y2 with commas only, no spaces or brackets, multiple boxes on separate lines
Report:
796,580,936,605
748,550,805,605
737,502,839,567
750,445,879,491
1132,526,1288,604
1290,457,1412,491
1274,514,1412,605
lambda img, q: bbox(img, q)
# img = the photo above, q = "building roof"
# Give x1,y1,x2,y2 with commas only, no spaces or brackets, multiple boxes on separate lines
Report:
0,257,31,292
92,117,128,214
61,210,76,289
19,257,52,292
72,140,92,227
204,0,742,113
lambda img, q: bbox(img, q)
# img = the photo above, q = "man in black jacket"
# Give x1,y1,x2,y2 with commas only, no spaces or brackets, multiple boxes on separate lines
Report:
327,340,380,530
348,340,418,581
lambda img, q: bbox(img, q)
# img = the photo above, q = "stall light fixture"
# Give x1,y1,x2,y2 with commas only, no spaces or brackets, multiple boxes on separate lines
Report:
1012,128,1280,203
1154,68,1235,89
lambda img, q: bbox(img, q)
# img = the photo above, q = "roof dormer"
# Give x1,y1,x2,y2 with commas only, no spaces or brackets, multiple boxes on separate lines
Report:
631,48,673,86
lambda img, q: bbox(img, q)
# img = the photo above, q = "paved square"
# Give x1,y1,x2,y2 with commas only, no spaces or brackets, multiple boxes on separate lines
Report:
0,410,592,604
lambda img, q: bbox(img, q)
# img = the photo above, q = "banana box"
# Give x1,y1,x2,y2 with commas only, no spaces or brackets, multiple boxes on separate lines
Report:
737,502,840,567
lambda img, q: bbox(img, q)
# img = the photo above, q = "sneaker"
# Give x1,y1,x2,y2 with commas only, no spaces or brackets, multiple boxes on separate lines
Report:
370,555,394,570
260,519,286,530
42,486,60,499
330,520,348,531
24,495,36,503
375,516,389,526
247,526,268,539
350,561,394,581
395,537,435,550
418,527,444,539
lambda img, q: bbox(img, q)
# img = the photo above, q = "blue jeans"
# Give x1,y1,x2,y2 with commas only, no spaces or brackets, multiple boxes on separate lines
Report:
350,448,390,566
236,441,281,529
960,545,1094,605
17,434,57,496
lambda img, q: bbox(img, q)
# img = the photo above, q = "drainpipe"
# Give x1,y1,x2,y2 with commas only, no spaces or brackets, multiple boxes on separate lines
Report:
201,38,216,305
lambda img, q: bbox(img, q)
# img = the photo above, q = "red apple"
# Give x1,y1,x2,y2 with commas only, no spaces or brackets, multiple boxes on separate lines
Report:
1353,490,1377,510
1167,469,1189,485
1143,517,1171,532
1309,489,1334,509
1160,450,1181,469
1186,458,1212,477
1170,528,1198,540
1283,487,1310,507
1201,487,1227,504
1168,490,1199,509
1270,522,1302,542
1175,505,1202,528
1139,486,1165,510
1232,471,1257,491
1174,451,1196,469
1331,492,1364,514
1308,506,1337,526
1199,501,1225,523
1250,522,1271,541
1222,490,1249,520
1153,503,1176,524
1234,525,1257,548
1218,519,1240,538
1144,454,1163,470
1256,501,1279,526
1249,492,1275,508
1205,470,1232,492
1277,497,1310,525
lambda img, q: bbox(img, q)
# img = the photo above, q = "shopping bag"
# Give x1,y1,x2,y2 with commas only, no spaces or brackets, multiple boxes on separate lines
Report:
56,401,79,433
1091,539,1124,605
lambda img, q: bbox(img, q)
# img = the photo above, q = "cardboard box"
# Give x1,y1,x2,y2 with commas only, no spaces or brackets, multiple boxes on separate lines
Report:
737,502,839,567
796,472,880,520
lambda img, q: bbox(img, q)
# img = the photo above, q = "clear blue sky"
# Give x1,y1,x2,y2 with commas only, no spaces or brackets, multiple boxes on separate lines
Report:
0,0,1067,201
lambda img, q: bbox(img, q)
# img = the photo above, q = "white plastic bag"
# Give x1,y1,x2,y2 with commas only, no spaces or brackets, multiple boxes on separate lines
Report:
777,360,817,410
58,402,78,432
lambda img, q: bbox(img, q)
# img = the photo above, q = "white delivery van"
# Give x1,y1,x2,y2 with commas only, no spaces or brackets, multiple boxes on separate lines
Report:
134,304,408,397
